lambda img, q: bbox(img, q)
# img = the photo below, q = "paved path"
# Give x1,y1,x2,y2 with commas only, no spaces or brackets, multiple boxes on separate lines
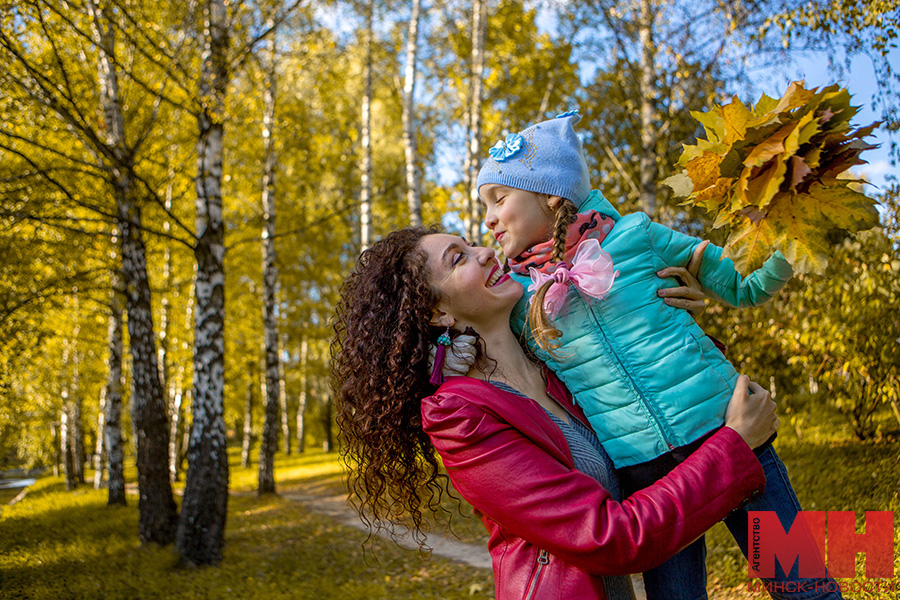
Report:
280,489,494,570
277,486,646,599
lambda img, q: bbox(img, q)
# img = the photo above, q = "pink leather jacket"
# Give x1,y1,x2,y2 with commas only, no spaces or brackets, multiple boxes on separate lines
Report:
421,373,766,600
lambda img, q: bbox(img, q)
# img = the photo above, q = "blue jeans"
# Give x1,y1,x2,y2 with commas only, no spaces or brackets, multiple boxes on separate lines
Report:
627,443,843,600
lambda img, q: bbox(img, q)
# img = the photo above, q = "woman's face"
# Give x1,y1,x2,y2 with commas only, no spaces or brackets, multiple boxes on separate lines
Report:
420,233,523,331
480,184,555,258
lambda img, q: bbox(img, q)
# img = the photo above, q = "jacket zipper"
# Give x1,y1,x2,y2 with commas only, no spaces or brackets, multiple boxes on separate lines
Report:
574,292,676,451
524,549,550,600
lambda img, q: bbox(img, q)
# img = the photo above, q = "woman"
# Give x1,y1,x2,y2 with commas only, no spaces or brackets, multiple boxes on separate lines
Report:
332,226,778,600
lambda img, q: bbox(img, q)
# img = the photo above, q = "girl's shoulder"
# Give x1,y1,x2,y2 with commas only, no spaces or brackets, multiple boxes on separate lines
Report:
579,190,652,234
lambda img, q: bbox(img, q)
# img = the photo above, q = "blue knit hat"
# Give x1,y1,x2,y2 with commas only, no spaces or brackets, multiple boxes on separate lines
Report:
475,111,592,208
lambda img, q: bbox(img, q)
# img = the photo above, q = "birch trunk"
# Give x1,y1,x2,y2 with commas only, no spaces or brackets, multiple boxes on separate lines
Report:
61,405,75,490
464,0,487,243
174,280,196,480
72,377,85,485
168,390,184,482
359,0,374,252
93,387,106,488
88,0,176,540
50,422,60,478
105,268,127,505
295,338,308,453
638,0,658,217
180,387,191,474
279,336,290,455
320,378,334,453
162,149,181,483
258,32,280,495
402,0,422,226
61,332,78,490
120,198,177,544
241,379,253,469
177,0,230,566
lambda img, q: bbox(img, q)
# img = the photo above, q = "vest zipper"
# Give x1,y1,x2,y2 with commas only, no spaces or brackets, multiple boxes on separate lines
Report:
574,292,676,451
524,549,550,600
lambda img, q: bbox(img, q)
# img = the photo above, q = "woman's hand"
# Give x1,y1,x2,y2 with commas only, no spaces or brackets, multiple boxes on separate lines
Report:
724,375,779,449
657,240,709,317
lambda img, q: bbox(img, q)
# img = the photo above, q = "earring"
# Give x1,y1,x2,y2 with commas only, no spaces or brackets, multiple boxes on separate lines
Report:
429,326,452,386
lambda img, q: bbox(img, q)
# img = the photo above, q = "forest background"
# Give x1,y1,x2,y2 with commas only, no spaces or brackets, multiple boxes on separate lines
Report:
0,0,898,590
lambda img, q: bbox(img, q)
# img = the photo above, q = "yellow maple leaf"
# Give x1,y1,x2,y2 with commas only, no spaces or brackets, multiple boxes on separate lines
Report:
685,151,722,192
744,157,788,210
721,98,753,145
766,193,832,274
723,213,779,274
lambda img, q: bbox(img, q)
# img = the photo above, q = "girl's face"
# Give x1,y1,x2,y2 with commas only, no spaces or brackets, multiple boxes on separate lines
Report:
420,233,523,332
480,184,556,258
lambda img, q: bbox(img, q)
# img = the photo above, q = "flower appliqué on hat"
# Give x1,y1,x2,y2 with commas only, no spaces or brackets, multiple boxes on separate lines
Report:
556,109,579,119
488,133,525,162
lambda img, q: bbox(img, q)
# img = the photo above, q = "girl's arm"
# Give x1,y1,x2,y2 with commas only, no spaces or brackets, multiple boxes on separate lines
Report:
421,392,766,576
644,215,793,308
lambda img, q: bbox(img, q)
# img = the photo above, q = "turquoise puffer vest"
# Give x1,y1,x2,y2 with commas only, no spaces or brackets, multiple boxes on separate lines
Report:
509,190,793,468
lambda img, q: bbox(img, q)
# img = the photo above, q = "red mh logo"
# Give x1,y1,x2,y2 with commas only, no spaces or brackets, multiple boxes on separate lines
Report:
749,511,896,579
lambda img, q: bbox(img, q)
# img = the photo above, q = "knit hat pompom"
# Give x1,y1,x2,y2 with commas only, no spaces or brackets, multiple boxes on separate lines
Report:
475,111,592,208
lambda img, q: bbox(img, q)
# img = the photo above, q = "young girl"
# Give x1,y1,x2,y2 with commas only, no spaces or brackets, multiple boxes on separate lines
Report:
470,112,841,600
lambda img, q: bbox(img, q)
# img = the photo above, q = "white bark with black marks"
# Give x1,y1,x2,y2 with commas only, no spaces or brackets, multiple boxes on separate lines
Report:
104,268,126,505
464,0,487,243
168,389,184,482
88,0,177,543
61,406,75,491
177,0,230,566
279,338,290,455
258,30,281,495
94,387,107,489
241,378,253,469
402,0,422,227
638,0,658,217
359,0,374,252
295,338,308,453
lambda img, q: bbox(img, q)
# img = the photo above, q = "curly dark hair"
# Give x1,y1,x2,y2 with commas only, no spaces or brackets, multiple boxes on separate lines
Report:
331,226,464,550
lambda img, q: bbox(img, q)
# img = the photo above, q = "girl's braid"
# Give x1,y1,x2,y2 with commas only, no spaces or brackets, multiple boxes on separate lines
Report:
550,198,578,262
528,196,580,356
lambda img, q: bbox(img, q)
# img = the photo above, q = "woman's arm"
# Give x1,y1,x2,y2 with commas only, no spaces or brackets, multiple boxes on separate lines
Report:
421,391,766,576
657,239,709,316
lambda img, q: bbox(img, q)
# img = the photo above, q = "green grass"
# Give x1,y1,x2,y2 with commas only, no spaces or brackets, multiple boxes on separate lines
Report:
3,406,897,600
230,449,489,547
1,451,494,600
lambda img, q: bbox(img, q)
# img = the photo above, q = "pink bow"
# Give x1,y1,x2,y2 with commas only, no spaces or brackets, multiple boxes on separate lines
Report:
527,238,619,318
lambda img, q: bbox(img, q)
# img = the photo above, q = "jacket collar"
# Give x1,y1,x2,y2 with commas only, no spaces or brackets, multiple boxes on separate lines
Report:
435,370,591,467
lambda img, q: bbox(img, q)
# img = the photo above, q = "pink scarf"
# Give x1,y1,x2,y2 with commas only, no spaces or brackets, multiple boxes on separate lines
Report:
508,210,616,275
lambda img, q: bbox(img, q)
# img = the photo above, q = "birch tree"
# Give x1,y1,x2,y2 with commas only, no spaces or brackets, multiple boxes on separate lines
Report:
279,338,290,455
637,0,658,216
359,0,375,252
402,0,423,226
177,0,231,565
104,268,127,505
241,376,254,468
295,337,308,453
463,0,487,244
257,25,281,495
87,0,178,544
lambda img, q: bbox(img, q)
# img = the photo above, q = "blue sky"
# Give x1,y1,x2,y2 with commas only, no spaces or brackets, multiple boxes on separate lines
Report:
750,49,897,191
316,3,895,196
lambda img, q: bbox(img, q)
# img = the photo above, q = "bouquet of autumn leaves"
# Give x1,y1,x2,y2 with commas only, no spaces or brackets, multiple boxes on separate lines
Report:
664,81,881,275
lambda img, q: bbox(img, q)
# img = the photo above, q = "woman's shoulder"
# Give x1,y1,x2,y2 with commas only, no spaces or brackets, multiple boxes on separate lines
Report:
422,377,493,419
421,377,512,445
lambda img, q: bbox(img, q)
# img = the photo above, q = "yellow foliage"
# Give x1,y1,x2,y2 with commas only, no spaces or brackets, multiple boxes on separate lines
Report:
663,81,881,274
